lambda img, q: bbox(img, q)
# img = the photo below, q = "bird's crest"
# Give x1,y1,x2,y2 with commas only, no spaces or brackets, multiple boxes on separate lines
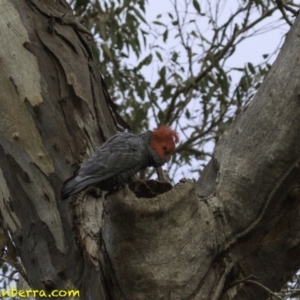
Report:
152,126,179,144
150,126,179,160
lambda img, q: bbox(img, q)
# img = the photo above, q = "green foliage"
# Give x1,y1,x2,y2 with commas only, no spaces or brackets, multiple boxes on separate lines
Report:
192,0,201,14
1,0,299,295
70,0,298,180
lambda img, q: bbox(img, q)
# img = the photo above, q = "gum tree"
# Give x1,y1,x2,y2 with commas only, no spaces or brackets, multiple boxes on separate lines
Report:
0,0,300,299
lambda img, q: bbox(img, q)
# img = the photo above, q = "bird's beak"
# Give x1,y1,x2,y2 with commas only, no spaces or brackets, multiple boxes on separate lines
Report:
165,154,172,162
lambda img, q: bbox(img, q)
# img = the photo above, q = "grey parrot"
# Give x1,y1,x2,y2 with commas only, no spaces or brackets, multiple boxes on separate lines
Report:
61,126,179,200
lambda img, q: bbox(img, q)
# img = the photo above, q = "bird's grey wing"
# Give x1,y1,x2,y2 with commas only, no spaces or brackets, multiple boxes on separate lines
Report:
61,134,144,199
78,133,143,181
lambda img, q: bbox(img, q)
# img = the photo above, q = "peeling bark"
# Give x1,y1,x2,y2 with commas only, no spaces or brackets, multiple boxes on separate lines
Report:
1,1,300,300
0,0,118,297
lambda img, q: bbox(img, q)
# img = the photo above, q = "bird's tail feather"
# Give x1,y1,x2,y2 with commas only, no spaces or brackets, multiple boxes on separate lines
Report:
61,175,85,200
60,175,101,200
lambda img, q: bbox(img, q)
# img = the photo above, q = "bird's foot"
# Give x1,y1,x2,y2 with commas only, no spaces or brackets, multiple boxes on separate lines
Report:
156,167,172,184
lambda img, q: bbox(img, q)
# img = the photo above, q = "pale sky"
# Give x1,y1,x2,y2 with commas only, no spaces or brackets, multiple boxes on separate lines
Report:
139,1,291,181
144,1,289,67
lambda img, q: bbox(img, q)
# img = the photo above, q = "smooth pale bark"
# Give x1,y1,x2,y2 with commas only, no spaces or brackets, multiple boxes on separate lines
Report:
0,0,117,298
1,1,300,300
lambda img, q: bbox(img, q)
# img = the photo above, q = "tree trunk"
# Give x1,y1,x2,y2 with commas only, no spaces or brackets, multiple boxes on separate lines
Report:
1,1,300,300
0,0,118,298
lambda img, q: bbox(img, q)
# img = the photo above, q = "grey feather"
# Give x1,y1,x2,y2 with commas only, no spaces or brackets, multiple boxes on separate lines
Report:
61,131,165,200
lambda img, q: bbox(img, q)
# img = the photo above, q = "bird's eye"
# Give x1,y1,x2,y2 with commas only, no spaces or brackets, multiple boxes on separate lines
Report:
163,146,167,151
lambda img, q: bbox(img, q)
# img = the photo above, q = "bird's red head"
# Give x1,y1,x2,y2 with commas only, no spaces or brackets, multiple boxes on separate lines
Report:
150,126,179,161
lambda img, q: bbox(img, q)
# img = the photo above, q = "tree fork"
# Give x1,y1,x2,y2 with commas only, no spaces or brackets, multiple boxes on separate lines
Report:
1,1,300,300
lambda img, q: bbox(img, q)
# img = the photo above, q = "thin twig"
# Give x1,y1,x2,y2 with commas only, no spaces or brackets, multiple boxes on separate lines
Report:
163,5,277,125
229,275,283,300
246,280,284,300
211,261,234,300
276,0,293,26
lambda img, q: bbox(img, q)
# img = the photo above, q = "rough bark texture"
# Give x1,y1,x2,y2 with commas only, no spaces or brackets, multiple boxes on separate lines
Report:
0,0,118,298
1,1,300,300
